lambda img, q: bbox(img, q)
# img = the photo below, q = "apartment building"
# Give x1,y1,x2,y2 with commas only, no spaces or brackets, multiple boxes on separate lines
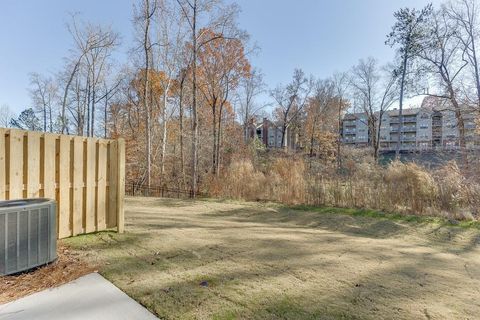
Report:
247,118,298,149
342,97,479,151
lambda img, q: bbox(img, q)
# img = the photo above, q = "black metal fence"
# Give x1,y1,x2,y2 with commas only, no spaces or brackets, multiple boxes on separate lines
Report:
126,183,206,199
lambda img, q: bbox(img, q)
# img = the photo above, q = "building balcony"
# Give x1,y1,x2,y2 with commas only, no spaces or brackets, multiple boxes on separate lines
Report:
390,118,417,125
389,135,416,141
390,126,416,133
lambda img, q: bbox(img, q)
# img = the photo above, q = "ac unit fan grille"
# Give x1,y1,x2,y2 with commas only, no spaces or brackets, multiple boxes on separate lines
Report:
0,199,57,275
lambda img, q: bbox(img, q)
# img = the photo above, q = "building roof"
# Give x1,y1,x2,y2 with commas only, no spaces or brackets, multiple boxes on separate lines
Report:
343,96,478,120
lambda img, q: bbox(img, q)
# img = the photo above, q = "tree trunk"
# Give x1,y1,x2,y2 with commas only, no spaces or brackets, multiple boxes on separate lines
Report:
104,91,108,138
143,0,152,192
469,29,480,110
281,116,288,150
178,75,185,190
161,92,168,180
216,104,223,175
191,0,198,197
212,102,217,175
375,115,383,163
61,58,83,134
449,86,467,165
396,50,409,159
86,74,91,137
336,101,342,170
91,81,96,137
49,106,53,133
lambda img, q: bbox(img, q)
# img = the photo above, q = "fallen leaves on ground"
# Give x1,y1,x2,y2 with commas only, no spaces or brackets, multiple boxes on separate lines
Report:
0,245,95,304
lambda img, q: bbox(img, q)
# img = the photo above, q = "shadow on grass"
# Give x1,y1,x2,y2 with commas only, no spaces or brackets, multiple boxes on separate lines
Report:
202,206,408,240
93,238,475,320
126,196,196,208
62,197,480,319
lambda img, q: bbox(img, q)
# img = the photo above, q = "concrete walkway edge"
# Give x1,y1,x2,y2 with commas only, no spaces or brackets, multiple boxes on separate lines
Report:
0,273,158,320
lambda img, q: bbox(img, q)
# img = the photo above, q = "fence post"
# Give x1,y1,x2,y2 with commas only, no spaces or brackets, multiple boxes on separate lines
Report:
116,139,125,233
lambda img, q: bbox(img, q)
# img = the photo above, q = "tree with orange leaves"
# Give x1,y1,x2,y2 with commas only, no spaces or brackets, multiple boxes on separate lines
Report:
196,28,251,175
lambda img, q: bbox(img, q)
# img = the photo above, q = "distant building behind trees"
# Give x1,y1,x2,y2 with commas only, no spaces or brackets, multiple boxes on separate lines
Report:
342,97,479,151
247,118,298,150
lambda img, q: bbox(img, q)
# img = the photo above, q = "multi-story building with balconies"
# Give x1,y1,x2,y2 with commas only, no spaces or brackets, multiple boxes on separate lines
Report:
342,97,479,151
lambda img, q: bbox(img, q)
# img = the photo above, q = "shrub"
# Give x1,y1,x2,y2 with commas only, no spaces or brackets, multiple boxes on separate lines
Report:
384,161,437,213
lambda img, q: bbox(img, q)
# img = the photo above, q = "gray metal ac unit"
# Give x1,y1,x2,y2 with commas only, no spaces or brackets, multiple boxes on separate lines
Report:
0,198,57,276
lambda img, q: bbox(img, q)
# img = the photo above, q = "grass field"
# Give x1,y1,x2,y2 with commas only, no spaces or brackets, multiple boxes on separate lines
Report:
63,197,480,320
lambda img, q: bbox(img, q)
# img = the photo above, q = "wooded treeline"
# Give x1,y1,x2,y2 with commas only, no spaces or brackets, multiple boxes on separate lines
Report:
5,0,480,196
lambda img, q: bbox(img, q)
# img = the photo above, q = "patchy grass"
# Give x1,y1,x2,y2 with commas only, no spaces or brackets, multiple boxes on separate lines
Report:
291,204,480,229
63,197,480,320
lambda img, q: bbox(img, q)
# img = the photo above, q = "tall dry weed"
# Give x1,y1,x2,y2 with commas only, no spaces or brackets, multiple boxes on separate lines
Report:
211,154,480,220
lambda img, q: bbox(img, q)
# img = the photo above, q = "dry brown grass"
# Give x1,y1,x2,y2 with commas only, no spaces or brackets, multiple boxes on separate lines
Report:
210,156,480,221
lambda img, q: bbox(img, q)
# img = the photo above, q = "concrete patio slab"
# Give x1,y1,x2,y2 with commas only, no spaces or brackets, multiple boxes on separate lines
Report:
0,273,158,320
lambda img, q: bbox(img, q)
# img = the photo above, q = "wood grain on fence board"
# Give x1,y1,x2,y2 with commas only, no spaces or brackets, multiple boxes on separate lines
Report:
96,141,107,231
9,129,24,199
0,128,125,239
107,141,117,229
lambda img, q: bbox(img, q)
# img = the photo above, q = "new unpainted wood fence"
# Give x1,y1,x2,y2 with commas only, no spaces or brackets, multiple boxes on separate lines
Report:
0,128,125,239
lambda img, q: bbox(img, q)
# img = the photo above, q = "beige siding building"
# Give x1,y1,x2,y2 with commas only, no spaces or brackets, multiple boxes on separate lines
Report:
342,97,479,151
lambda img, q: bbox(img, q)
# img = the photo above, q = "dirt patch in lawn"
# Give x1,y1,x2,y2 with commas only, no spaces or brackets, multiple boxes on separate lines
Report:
0,245,95,304
64,197,480,320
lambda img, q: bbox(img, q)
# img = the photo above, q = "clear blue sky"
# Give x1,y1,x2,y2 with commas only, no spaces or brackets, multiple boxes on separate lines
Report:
0,0,440,114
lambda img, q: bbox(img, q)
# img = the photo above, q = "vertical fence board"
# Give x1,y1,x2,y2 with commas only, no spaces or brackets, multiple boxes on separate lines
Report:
107,141,118,228
72,137,84,236
8,130,24,199
96,141,107,230
58,135,71,238
0,129,5,200
43,134,56,200
85,139,96,233
116,139,125,233
0,129,124,239
27,132,41,198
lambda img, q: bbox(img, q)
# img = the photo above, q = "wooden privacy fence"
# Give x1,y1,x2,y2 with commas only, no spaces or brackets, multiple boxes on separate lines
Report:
0,128,125,239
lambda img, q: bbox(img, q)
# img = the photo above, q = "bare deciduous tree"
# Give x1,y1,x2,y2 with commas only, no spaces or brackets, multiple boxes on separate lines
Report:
447,0,480,107
271,69,313,150
0,104,14,128
236,68,265,143
419,7,468,153
351,57,398,162
29,73,58,132
133,0,157,191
